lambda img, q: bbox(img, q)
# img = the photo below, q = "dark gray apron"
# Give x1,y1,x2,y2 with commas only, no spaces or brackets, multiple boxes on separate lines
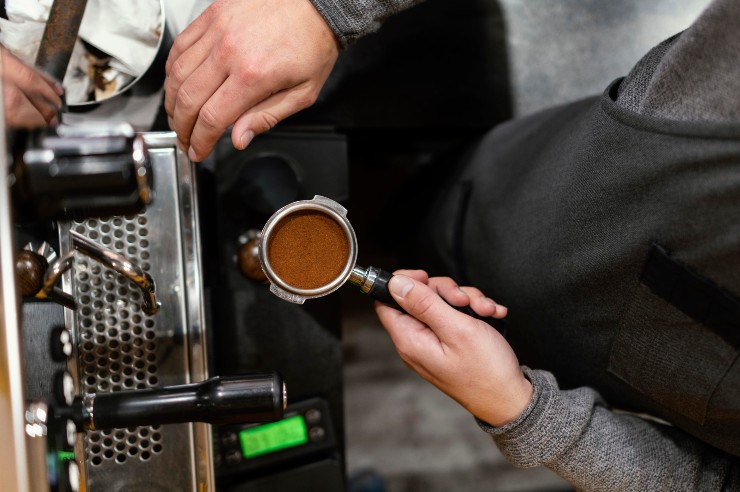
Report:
423,79,740,457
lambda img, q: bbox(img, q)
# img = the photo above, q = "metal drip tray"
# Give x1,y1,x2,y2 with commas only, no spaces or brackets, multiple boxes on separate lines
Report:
58,132,213,491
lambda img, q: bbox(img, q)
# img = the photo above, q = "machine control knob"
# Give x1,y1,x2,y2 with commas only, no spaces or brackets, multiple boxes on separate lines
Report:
225,449,242,466
54,370,76,407
15,250,48,296
308,426,326,442
237,231,267,282
68,461,80,492
50,326,74,361
65,419,77,449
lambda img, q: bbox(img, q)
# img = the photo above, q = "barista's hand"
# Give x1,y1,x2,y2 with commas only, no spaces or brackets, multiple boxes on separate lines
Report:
1,47,63,128
375,270,533,427
164,0,340,161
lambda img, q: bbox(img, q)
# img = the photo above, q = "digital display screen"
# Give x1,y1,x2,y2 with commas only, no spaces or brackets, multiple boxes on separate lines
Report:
239,415,308,459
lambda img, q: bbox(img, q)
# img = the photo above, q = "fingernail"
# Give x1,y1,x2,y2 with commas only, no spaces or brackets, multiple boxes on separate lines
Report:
238,130,255,150
188,147,198,162
389,275,414,298
54,82,64,96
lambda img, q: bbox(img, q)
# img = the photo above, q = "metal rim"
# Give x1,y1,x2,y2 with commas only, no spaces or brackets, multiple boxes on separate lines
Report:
259,199,358,299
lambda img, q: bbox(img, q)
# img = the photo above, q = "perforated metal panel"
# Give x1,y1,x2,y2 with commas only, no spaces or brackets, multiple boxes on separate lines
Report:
72,216,162,467
60,133,213,491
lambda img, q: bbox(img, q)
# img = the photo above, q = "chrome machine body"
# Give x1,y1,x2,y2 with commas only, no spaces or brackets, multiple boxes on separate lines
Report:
0,129,217,491
59,133,213,490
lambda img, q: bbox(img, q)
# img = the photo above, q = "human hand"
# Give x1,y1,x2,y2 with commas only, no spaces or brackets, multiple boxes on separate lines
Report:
164,0,340,161
1,47,63,128
375,270,533,427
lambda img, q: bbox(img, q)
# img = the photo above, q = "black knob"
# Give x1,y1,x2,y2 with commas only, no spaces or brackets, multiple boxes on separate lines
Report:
12,125,153,221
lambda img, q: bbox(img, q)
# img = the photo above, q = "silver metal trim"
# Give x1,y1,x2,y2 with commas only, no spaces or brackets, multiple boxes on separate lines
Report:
168,132,214,492
84,393,96,431
62,131,214,492
0,65,40,491
41,250,76,309
133,134,153,206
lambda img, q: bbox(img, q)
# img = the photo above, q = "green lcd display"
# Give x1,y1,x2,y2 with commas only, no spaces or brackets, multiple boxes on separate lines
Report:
239,415,308,459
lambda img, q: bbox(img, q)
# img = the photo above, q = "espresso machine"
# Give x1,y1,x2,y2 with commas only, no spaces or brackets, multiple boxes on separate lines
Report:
0,86,346,492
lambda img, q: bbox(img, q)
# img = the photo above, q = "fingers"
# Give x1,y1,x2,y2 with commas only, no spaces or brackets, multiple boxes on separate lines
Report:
164,0,340,161
425,277,507,319
193,76,318,161
5,88,50,128
163,35,212,123
1,48,63,128
164,6,210,74
386,274,476,345
460,286,508,318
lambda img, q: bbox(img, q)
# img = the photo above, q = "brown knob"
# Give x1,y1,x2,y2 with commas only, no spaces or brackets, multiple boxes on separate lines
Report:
16,250,49,297
237,238,267,282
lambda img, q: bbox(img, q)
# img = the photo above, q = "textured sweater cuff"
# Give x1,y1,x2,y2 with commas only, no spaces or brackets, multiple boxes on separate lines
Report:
477,367,597,468
309,0,421,47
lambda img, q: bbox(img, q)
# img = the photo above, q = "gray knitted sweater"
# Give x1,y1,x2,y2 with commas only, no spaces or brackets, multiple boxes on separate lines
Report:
311,0,740,489
480,368,739,491
309,0,422,46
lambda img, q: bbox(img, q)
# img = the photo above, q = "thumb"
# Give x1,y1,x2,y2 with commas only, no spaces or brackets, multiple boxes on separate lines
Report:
231,84,318,149
388,275,467,343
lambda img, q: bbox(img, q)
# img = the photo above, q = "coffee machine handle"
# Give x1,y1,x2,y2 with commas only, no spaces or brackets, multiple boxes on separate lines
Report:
69,374,286,431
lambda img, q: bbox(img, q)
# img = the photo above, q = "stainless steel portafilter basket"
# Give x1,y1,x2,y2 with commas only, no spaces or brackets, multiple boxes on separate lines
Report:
258,195,359,304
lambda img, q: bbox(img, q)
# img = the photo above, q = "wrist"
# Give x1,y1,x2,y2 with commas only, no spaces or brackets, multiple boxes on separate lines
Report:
475,374,534,428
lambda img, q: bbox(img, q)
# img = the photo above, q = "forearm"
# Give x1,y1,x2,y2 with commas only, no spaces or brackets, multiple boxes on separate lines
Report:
309,0,425,46
480,368,740,491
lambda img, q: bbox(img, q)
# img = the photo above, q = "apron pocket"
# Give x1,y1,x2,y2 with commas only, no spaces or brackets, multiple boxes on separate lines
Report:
607,282,737,424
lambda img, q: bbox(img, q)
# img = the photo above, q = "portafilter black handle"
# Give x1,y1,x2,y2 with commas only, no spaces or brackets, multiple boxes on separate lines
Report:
349,266,508,337
69,374,285,431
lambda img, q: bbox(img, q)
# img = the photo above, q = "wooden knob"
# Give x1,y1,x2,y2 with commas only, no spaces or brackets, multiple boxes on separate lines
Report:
237,238,267,282
16,250,49,297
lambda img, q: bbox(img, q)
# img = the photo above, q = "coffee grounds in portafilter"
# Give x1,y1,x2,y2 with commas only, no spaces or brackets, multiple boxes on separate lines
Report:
267,210,350,290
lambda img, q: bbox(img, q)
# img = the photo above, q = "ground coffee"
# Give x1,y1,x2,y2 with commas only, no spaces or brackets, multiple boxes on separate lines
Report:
267,210,350,290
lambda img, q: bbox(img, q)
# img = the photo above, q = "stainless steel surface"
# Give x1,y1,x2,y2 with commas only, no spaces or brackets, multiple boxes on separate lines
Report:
0,67,41,492
347,265,378,295
71,230,159,315
24,241,58,265
59,132,213,491
258,195,358,304
42,250,77,309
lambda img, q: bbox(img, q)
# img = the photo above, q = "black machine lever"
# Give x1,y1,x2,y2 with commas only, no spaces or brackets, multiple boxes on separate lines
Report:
67,374,285,431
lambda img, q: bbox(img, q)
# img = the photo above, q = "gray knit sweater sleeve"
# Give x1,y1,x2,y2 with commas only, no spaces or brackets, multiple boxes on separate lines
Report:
478,368,740,491
309,0,425,46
